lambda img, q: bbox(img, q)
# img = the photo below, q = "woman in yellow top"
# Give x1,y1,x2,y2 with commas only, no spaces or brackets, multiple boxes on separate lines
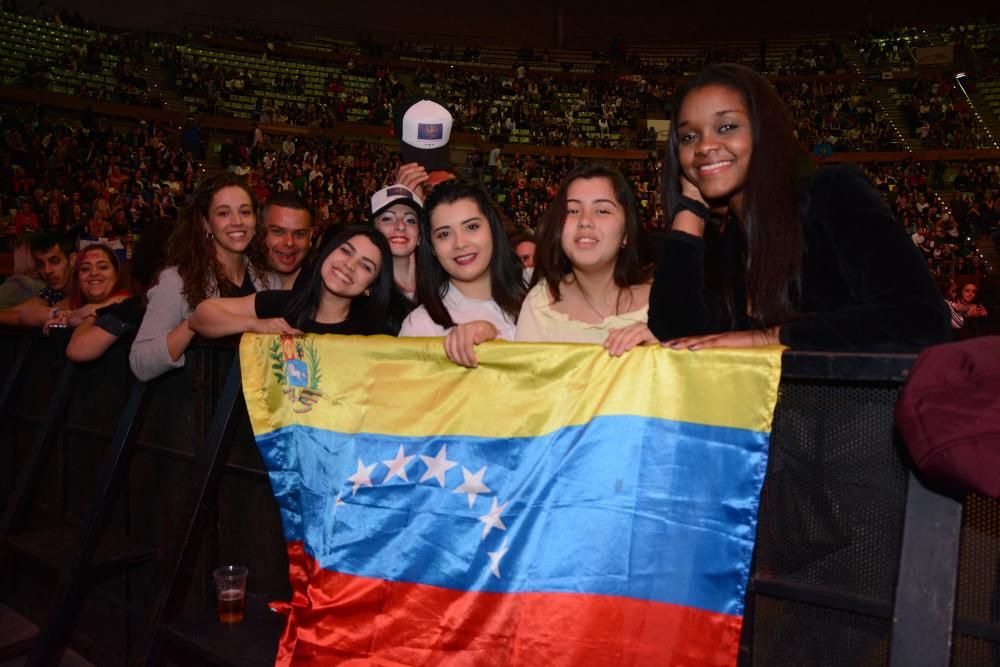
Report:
515,162,656,356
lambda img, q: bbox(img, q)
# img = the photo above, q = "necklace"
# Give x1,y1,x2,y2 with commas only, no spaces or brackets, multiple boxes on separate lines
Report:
574,276,617,322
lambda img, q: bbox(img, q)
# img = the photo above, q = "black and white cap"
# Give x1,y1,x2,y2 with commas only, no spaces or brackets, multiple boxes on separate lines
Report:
370,185,423,219
397,99,453,171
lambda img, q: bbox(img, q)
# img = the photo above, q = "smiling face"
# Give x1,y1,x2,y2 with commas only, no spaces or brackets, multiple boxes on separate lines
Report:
203,186,255,261
676,84,753,215
373,203,420,258
320,234,382,299
429,197,494,294
560,177,626,274
263,205,312,276
962,283,977,304
78,248,118,303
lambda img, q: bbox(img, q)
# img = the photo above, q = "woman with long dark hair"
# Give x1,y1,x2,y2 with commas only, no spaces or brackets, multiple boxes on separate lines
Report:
369,184,422,300
400,179,527,367
649,64,949,351
129,173,273,380
516,162,654,356
189,226,400,337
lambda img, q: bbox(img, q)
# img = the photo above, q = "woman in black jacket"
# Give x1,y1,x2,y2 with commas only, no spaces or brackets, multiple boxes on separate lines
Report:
648,64,950,352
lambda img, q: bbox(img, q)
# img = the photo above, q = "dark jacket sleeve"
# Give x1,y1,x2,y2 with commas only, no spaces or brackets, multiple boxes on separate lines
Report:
779,165,951,351
648,230,719,340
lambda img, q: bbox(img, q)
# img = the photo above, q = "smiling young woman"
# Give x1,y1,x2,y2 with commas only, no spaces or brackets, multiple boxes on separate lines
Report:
369,184,423,300
189,226,403,338
130,173,274,381
42,243,130,333
649,64,950,352
399,179,527,368
515,162,654,356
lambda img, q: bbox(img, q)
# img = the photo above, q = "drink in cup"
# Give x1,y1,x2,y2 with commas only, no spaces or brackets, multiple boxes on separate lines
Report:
213,565,248,624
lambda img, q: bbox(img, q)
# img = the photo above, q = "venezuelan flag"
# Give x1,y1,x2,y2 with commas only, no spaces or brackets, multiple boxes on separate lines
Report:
240,336,783,666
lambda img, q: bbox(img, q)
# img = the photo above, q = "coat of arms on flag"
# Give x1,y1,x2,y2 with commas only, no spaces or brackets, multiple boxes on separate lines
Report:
240,336,783,666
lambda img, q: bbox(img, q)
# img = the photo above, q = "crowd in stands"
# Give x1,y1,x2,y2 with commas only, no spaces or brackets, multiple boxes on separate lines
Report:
160,41,401,126
8,5,999,156
1,106,202,246
16,19,165,109
776,79,902,152
861,159,999,280
627,40,847,78
896,75,991,149
853,27,933,71
414,68,666,149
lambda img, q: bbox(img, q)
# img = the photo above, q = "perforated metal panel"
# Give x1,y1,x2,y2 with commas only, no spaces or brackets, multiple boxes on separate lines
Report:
952,494,1000,664
751,596,891,666
747,380,909,666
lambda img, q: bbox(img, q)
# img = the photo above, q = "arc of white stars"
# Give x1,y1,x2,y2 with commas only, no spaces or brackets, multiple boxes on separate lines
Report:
382,446,414,484
478,497,508,540
454,466,491,508
419,445,458,487
488,538,509,578
346,458,376,496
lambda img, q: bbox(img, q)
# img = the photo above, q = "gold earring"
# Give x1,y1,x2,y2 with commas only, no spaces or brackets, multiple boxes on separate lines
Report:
364,289,371,297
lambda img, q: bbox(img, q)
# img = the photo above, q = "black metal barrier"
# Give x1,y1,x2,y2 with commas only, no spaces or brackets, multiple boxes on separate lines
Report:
0,327,997,666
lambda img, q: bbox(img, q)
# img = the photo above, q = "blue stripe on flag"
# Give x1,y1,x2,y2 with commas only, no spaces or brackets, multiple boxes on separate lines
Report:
256,415,768,617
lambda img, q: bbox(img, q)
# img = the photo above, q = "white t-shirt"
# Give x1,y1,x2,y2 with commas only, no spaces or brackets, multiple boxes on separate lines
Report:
399,283,516,340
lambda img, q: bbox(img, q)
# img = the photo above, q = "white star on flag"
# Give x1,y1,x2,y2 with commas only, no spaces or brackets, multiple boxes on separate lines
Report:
488,538,509,578
382,446,414,484
419,445,458,487
346,458,376,496
479,497,508,539
454,466,491,508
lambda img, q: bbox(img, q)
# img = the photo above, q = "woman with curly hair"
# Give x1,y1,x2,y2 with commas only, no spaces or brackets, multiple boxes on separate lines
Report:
130,173,273,380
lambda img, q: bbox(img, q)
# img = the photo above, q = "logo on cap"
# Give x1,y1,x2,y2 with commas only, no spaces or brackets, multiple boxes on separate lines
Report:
417,123,444,141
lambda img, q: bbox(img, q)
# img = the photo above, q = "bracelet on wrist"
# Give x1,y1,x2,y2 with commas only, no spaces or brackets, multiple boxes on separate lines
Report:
671,195,715,223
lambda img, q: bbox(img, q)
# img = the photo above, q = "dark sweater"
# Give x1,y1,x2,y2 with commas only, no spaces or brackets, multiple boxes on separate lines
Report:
648,164,951,352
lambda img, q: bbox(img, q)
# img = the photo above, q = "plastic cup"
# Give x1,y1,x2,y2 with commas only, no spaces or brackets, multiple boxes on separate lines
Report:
213,565,248,624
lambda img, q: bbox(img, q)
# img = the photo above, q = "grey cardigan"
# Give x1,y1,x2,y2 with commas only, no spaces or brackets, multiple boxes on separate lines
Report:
129,265,270,381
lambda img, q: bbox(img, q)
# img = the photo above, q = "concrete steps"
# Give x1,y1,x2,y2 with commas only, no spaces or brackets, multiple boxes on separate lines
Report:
967,90,1000,149
868,80,916,151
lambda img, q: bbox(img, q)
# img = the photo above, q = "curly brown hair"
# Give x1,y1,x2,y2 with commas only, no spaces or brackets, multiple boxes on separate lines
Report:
166,173,270,309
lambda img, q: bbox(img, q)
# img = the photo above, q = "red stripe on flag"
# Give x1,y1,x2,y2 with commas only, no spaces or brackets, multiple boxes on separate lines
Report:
270,542,742,666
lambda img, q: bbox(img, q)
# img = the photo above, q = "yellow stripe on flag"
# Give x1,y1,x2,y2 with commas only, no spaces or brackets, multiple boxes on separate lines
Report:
240,335,783,439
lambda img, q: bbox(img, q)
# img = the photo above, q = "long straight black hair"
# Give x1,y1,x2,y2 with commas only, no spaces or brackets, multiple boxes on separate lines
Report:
664,63,804,329
414,179,527,328
283,225,399,334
